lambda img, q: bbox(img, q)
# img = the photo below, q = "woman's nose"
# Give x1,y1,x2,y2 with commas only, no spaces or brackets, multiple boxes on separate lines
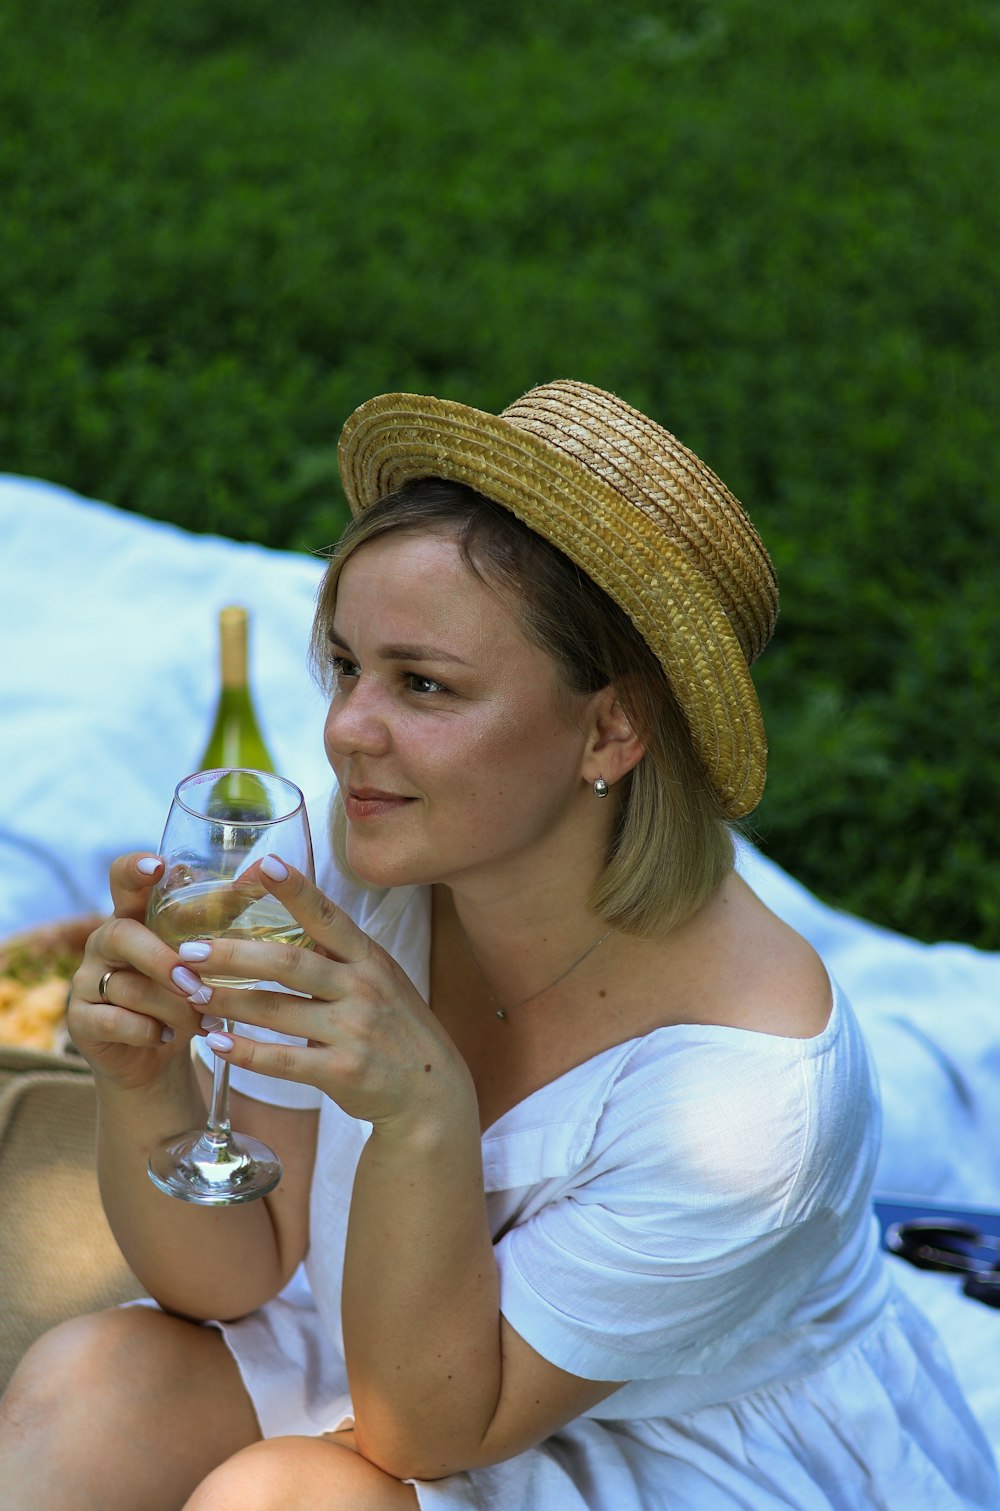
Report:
324,678,391,758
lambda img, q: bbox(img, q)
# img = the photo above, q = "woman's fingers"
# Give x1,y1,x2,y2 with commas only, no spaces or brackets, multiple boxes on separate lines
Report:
108,852,164,918
200,1026,316,1085
257,856,372,963
73,913,213,1045
200,997,458,1134
86,914,197,998
175,934,345,1005
85,985,180,1049
69,968,192,1061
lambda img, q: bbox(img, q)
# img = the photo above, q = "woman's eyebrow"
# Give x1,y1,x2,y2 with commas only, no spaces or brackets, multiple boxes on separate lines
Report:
381,643,472,667
327,625,471,667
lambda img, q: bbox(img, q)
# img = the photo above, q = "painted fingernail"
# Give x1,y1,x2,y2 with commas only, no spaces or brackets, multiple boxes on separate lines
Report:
188,985,213,1006
160,1025,176,1044
171,965,203,995
200,1014,224,1032
206,1031,234,1054
260,853,289,881
136,856,162,875
178,940,212,961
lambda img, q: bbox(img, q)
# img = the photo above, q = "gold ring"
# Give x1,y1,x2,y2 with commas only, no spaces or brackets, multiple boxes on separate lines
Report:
98,968,120,1004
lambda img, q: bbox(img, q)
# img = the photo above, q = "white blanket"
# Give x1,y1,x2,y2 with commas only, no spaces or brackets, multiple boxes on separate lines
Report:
3,475,999,1456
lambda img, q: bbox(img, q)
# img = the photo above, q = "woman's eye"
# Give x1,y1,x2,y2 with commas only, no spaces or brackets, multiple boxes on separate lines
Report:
405,673,448,695
330,655,360,682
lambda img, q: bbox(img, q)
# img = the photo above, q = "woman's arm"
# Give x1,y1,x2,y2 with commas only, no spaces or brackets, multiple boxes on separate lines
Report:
195,864,622,1479
70,854,316,1320
96,1072,317,1320
342,1111,623,1481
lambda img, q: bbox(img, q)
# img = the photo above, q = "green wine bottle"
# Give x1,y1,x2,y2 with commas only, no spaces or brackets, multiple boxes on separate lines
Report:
199,605,276,775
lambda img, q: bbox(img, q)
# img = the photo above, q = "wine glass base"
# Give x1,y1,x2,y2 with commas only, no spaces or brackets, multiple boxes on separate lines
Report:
148,1128,282,1205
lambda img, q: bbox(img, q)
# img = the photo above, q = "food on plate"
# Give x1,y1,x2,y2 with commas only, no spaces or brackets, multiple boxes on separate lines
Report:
0,916,102,1054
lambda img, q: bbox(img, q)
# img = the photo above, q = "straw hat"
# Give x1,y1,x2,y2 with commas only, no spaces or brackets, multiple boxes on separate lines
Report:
337,380,778,818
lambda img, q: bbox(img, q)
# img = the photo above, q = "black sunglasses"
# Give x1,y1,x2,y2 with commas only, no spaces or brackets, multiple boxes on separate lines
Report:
885,1218,1000,1307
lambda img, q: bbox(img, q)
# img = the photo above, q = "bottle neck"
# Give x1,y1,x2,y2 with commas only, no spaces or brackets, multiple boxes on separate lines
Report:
200,605,276,774
218,606,249,690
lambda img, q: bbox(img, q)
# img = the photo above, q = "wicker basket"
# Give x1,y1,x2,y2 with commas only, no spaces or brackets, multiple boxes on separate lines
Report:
0,917,146,1391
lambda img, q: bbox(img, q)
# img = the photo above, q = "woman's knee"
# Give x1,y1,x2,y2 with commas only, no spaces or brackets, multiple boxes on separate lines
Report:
0,1309,162,1484
1,1307,263,1509
3,1305,254,1445
185,1436,418,1511
3,1309,137,1419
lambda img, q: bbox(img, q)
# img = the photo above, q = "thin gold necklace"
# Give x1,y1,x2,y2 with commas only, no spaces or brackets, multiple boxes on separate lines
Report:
461,925,614,1020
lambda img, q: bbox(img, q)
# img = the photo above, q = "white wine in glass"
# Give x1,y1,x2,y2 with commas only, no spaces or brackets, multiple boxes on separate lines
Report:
144,767,314,1205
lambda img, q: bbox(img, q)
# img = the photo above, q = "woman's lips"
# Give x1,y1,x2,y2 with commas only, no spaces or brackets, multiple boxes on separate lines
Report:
344,788,414,821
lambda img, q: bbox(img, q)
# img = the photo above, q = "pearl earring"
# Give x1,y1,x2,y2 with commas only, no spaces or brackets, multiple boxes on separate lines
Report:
594,776,609,798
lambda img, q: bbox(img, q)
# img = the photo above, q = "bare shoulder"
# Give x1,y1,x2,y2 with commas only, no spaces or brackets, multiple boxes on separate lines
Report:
656,871,833,1040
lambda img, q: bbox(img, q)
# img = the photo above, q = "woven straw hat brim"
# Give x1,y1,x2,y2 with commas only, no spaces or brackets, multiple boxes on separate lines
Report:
338,391,768,817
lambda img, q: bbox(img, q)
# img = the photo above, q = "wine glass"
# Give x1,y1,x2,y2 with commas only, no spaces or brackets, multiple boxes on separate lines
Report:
144,767,314,1205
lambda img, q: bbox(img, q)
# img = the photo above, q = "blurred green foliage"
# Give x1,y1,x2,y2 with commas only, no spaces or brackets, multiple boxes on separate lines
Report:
2,0,998,943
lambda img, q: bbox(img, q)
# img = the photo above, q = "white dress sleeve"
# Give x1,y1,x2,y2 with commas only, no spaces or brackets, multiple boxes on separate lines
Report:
495,992,879,1381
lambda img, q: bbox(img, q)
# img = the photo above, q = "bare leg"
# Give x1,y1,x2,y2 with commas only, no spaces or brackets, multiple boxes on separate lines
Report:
184,1434,420,1510
0,1306,262,1511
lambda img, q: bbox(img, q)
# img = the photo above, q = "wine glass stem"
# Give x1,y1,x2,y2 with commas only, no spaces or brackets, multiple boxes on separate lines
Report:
205,1018,234,1141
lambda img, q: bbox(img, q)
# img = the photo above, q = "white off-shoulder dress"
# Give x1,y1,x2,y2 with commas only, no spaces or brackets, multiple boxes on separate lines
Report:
191,862,1000,1510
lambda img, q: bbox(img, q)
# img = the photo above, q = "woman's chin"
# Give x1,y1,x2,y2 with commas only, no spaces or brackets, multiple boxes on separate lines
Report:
344,839,429,891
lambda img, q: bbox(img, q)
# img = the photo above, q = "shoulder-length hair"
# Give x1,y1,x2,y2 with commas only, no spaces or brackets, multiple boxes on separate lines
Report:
310,478,733,937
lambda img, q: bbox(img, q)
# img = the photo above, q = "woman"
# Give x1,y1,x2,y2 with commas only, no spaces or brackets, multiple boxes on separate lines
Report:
1,381,996,1509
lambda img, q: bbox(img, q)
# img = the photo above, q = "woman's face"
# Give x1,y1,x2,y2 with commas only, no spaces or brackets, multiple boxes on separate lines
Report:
322,528,602,893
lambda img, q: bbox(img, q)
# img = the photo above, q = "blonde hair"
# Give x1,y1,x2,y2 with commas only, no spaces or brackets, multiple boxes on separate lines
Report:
311,479,733,937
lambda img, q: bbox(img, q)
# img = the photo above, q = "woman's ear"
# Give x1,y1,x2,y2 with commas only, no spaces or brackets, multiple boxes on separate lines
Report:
582,688,645,788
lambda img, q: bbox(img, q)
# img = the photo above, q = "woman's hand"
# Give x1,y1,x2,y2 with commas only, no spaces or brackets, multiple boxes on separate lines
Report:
68,853,208,1092
175,859,476,1137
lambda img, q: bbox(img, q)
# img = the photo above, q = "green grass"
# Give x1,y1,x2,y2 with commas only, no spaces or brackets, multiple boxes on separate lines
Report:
2,0,998,943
